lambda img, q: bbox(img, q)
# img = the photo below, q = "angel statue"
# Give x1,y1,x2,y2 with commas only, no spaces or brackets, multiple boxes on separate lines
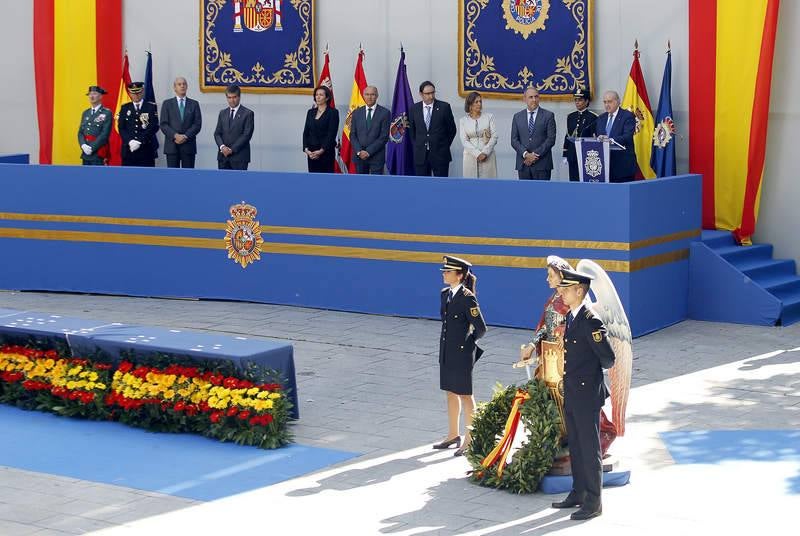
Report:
576,259,633,441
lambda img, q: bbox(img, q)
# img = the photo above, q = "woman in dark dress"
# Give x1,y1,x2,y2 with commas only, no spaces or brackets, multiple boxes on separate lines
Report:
302,85,340,173
433,255,487,456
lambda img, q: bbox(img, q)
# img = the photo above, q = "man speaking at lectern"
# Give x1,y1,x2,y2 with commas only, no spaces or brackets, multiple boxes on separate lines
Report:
595,91,636,182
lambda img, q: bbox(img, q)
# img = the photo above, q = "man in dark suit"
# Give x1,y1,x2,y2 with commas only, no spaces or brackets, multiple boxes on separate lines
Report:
349,85,390,174
160,77,202,168
213,84,255,170
562,89,598,181
118,82,159,167
552,269,615,521
407,81,457,177
511,87,557,180
594,90,636,182
78,86,113,166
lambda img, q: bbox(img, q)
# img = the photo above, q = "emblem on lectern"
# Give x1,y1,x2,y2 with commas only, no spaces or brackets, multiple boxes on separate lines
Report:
224,201,265,268
585,149,602,178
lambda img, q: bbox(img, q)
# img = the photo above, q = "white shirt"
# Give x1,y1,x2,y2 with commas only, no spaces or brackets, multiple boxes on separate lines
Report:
91,105,101,113
449,283,462,299
605,111,617,134
228,105,240,119
365,106,375,118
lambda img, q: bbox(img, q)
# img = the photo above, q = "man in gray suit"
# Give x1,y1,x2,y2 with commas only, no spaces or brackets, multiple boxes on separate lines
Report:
213,84,255,170
511,87,557,180
349,86,390,174
160,77,202,168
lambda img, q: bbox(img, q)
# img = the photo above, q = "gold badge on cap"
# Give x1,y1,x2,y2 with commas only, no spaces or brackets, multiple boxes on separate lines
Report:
470,307,480,318
592,330,603,342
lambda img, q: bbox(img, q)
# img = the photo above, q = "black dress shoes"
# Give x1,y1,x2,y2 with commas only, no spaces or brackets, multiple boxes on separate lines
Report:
551,492,584,509
453,444,470,457
570,503,602,521
432,436,461,450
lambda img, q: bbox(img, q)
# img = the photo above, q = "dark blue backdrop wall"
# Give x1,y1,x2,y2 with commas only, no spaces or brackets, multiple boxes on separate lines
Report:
0,164,701,337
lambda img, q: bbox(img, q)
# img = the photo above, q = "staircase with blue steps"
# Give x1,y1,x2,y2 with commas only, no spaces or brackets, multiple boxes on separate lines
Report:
689,230,800,326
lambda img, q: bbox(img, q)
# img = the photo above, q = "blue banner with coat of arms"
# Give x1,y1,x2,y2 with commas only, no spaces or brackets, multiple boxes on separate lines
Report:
201,0,315,93
459,0,593,100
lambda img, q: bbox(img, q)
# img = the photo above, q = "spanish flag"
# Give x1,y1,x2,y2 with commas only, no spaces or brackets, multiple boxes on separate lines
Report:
340,49,368,174
689,0,781,244
621,44,656,179
33,0,123,165
108,53,132,167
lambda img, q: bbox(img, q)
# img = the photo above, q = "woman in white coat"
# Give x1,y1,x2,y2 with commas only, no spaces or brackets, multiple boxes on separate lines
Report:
459,91,498,178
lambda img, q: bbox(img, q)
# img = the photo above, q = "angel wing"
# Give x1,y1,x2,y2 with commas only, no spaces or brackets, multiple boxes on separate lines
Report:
576,259,633,436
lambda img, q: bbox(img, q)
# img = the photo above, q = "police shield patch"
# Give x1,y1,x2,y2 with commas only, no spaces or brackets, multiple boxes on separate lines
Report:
470,307,480,318
592,330,603,343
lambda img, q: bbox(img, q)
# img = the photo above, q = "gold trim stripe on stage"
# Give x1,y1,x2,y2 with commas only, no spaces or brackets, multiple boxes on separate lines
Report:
0,212,699,251
0,227,689,273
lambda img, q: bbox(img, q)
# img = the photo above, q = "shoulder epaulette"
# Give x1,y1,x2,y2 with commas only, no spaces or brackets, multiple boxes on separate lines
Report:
461,287,474,297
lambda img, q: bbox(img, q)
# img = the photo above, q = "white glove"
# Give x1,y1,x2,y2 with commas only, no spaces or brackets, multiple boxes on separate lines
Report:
81,144,92,155
562,157,569,167
129,140,142,152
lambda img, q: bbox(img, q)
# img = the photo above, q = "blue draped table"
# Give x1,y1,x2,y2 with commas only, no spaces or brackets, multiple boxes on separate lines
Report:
0,308,298,418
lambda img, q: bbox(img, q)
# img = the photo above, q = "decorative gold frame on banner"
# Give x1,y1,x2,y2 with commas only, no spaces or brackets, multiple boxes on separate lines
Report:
199,0,317,94
458,0,594,101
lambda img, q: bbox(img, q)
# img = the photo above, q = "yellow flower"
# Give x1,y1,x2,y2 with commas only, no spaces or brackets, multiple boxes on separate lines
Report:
264,400,274,409
96,383,106,390
256,391,270,399
164,389,176,400
66,381,76,389
268,393,281,399
89,372,98,382
68,367,81,376
247,387,260,396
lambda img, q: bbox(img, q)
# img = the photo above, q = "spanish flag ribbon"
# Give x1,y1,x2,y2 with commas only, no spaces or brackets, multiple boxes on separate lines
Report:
480,389,530,477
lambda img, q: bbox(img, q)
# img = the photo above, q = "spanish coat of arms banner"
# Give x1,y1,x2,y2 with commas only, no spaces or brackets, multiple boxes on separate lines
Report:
459,0,593,100
201,0,315,93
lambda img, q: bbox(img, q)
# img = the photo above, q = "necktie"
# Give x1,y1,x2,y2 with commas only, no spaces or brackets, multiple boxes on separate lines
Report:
424,106,431,130
229,108,235,122
447,291,453,304
135,103,140,112
566,311,574,331
366,108,373,129
528,111,535,136
178,99,185,120
606,113,614,134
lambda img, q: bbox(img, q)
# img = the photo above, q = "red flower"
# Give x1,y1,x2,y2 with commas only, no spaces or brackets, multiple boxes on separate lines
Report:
199,402,211,413
226,406,239,417
210,411,222,423
185,404,198,417
118,361,134,373
174,401,186,412
262,414,274,425
223,377,238,389
238,410,251,420
80,392,95,404
209,375,222,386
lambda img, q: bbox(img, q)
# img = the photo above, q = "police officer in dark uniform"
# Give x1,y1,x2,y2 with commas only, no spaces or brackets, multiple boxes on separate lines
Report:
552,269,615,520
118,82,159,167
562,90,598,181
433,255,487,456
78,86,113,165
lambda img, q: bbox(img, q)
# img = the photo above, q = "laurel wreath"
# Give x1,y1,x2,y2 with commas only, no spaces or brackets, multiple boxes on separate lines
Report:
467,379,561,494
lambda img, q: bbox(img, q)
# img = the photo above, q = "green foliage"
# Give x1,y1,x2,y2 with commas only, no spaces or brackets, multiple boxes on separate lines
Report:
467,379,561,494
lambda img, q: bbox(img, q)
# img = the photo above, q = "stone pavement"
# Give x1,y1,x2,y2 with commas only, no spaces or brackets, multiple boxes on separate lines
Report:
0,290,798,535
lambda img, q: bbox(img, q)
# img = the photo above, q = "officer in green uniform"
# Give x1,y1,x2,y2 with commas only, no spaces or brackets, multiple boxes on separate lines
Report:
552,268,615,521
78,85,113,165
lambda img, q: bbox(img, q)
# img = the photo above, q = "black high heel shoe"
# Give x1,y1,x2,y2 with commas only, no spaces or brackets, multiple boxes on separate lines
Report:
432,436,461,450
453,443,470,457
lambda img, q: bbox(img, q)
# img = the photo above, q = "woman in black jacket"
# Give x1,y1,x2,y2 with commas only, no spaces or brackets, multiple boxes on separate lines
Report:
433,255,487,456
302,85,340,173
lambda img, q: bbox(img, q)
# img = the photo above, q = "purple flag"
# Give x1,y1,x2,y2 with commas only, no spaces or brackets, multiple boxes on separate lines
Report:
386,48,415,175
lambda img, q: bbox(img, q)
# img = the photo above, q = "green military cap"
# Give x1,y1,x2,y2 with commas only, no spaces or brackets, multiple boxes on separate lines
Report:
86,85,107,95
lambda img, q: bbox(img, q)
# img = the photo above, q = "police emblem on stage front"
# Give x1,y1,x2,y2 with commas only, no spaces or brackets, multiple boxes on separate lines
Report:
224,201,265,268
503,0,550,39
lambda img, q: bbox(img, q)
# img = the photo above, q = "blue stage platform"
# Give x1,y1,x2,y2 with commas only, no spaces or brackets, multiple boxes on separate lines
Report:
0,164,701,337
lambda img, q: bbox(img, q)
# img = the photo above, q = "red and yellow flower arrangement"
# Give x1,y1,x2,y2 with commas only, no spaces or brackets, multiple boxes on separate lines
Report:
0,345,291,449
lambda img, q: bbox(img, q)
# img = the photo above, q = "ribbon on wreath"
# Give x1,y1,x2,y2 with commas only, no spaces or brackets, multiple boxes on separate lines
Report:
480,388,530,477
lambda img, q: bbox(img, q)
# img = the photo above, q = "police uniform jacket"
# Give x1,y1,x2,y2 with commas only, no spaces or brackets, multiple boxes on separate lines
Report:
78,106,113,163
563,304,615,411
439,286,487,395
118,101,159,160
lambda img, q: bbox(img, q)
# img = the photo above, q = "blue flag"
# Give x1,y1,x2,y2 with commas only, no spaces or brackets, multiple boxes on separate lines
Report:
651,49,676,177
386,48,415,176
143,51,160,153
